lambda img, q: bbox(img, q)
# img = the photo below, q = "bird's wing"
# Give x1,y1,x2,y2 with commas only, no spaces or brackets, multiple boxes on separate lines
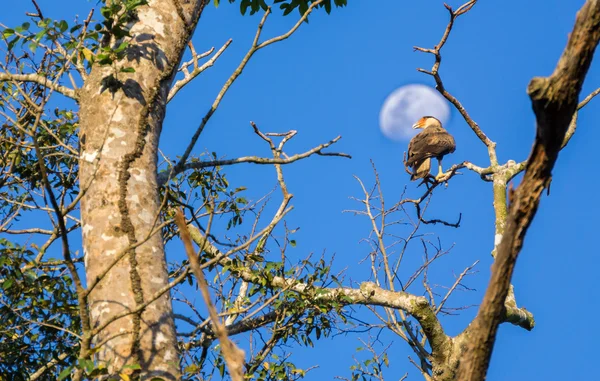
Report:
407,128,455,166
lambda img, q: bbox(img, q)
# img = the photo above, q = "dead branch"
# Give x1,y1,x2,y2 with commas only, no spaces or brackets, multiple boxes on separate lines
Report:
413,0,498,164
398,160,465,226
175,209,245,381
168,39,232,102
157,129,350,186
435,261,479,315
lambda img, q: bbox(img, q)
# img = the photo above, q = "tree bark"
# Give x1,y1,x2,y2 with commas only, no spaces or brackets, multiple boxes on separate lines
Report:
78,1,208,378
456,1,600,380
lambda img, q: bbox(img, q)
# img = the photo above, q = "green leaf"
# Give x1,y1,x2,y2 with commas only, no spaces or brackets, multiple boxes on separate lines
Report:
214,0,220,7
37,18,51,28
114,41,129,53
58,20,68,33
240,0,251,15
299,1,309,18
2,278,13,290
2,28,15,38
15,22,30,33
70,24,83,33
100,6,112,19
34,29,46,42
120,67,136,73
282,6,293,16
77,358,93,372
96,53,113,65
7,36,20,50
58,366,73,381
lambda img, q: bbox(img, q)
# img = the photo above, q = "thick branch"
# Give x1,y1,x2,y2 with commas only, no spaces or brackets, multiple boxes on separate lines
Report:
186,224,451,360
457,2,600,380
503,285,535,331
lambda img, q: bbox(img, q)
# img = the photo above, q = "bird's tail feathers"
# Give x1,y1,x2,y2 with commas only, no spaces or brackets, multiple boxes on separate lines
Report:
410,158,431,181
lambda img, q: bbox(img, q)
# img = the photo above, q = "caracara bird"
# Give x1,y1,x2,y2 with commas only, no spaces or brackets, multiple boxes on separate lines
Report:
407,116,456,182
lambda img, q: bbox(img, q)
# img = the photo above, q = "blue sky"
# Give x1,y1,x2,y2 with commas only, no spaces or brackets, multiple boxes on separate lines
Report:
3,0,600,380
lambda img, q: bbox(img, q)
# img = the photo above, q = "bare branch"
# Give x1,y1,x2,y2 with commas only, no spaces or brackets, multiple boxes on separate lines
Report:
29,0,44,19
158,132,350,185
0,73,77,99
168,39,232,102
413,0,499,164
172,1,325,177
175,209,245,381
561,86,600,148
435,261,479,315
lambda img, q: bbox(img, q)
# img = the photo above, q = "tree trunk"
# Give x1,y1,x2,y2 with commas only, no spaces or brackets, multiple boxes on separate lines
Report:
78,1,208,378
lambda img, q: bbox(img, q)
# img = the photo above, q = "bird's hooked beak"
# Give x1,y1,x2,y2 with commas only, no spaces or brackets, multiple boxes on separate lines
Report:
412,120,423,129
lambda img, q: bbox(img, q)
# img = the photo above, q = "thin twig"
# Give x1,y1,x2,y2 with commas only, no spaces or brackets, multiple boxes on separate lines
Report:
173,1,325,176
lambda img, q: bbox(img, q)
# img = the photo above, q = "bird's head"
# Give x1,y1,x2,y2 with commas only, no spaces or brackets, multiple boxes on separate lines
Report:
412,116,442,130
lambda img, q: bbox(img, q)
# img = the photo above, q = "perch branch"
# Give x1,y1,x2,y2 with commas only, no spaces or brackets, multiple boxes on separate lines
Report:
413,0,498,164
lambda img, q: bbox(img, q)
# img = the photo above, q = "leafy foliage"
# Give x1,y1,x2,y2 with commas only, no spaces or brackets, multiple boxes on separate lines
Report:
0,239,80,380
214,0,348,16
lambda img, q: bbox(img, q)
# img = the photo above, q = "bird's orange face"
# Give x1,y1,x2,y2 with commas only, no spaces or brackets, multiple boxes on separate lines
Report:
412,116,441,129
412,117,428,130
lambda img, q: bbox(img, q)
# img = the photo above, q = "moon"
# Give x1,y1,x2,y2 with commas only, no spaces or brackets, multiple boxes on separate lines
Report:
379,84,450,141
